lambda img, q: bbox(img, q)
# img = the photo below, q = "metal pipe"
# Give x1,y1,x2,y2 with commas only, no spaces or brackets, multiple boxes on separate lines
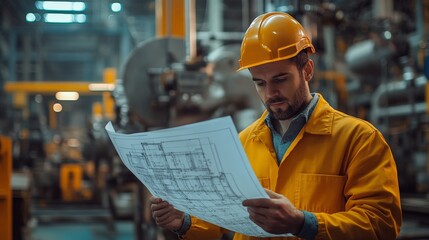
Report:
242,0,249,31
369,75,427,132
207,0,223,52
185,0,196,61
372,0,393,18
166,0,172,37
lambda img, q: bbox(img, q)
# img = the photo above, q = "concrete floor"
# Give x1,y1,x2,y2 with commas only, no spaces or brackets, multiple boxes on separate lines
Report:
27,204,131,240
25,214,429,240
31,221,134,240
27,207,175,240
25,201,429,240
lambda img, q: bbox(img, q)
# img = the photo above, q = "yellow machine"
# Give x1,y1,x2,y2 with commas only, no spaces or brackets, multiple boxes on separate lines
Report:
0,136,12,240
59,163,92,202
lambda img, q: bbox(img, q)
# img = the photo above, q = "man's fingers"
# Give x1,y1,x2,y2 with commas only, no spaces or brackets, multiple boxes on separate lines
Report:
243,189,284,207
247,206,268,218
248,209,271,229
154,205,175,221
149,196,184,231
151,200,169,211
247,203,279,221
248,211,263,225
154,211,177,224
156,211,180,226
149,196,162,204
151,202,174,219
242,198,271,207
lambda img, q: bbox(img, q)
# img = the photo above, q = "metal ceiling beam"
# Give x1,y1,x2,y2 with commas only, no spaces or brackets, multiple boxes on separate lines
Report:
4,81,114,94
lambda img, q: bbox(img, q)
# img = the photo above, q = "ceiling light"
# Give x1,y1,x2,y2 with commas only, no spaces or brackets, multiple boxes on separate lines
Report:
43,13,86,23
44,13,73,23
26,13,42,22
88,83,115,91
35,1,86,11
26,13,36,22
75,14,86,23
53,103,63,112
55,91,79,101
111,3,122,12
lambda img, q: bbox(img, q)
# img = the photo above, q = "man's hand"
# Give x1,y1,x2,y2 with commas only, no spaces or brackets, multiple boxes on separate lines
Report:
242,189,304,235
149,196,185,232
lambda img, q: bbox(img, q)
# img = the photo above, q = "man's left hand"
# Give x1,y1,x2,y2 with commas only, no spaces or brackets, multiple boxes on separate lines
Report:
242,188,304,235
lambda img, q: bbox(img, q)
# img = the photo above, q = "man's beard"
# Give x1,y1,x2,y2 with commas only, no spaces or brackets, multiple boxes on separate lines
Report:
265,76,308,120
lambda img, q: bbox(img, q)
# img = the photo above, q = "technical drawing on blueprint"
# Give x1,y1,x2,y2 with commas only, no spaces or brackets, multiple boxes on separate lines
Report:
105,116,290,237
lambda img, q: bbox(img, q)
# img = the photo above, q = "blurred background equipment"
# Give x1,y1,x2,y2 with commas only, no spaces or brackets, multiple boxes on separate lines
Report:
1,0,429,239
0,136,13,240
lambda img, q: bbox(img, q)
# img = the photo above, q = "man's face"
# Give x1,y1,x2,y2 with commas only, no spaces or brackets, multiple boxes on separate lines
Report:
249,59,311,120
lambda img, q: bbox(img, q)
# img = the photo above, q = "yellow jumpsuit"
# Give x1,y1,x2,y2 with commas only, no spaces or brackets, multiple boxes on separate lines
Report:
181,94,402,240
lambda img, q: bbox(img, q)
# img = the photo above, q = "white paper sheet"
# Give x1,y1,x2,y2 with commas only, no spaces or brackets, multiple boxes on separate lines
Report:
105,116,290,237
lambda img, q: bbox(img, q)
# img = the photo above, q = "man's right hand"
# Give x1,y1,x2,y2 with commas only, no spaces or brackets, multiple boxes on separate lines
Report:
149,196,185,232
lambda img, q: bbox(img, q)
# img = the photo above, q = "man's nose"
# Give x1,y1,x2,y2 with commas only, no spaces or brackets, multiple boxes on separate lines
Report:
265,82,279,98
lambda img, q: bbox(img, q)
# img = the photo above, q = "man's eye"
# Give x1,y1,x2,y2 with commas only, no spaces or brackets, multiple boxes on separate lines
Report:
274,78,287,83
255,82,265,87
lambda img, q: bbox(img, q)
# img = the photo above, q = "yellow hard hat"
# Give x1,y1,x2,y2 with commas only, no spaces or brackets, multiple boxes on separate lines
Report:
238,12,315,71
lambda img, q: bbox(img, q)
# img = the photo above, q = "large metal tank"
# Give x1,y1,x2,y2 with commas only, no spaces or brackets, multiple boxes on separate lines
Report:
120,37,263,131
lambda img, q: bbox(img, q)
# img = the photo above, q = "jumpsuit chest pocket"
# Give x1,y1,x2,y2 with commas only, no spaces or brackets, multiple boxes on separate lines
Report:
258,177,270,189
296,173,346,213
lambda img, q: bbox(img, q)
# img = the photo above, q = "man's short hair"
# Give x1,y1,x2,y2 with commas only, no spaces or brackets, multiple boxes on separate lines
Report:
290,48,310,70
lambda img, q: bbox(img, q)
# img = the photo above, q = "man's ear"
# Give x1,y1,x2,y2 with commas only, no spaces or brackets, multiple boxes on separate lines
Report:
304,59,314,81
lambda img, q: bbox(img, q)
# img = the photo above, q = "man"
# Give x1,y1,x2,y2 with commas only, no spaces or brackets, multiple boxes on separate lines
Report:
150,12,402,239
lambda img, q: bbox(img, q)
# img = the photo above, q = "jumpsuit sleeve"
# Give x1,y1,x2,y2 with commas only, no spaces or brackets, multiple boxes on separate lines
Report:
180,216,230,240
314,130,402,240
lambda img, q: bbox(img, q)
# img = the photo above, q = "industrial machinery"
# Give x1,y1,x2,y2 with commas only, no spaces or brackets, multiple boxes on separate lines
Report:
341,1,429,238
120,37,262,130
0,136,12,240
344,15,429,195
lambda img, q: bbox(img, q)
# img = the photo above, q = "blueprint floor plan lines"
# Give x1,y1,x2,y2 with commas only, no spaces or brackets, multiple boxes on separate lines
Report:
125,137,244,204
105,117,291,237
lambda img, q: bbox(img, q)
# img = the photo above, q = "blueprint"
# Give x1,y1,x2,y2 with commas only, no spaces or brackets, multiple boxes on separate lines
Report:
105,116,290,237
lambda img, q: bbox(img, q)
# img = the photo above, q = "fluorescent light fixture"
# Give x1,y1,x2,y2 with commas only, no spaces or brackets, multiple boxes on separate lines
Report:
26,13,42,22
88,83,115,91
53,103,63,112
44,13,73,23
35,1,86,11
26,13,36,22
25,13,42,22
111,3,122,12
55,91,79,101
43,13,86,23
75,14,86,23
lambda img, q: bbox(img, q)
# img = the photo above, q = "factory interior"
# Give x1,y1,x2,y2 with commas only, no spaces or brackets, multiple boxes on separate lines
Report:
1,0,429,239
